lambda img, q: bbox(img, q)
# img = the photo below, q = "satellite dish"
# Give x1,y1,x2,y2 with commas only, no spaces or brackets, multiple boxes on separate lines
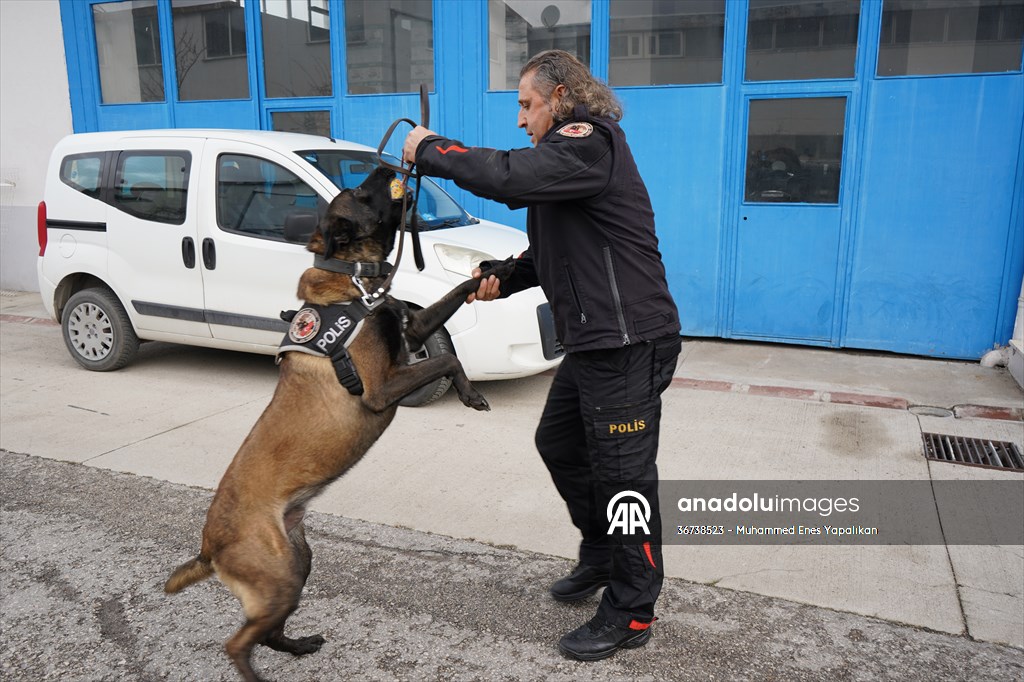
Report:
541,5,560,29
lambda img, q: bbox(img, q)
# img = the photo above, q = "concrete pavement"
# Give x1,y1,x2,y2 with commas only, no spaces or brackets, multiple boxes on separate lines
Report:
5,451,1023,681
2,289,1022,669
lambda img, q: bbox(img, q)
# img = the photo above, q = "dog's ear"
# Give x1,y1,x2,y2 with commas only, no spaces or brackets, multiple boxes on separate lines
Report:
306,226,326,255
328,220,353,257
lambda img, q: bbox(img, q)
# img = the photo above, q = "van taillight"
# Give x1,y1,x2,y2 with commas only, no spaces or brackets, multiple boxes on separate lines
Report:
37,201,47,256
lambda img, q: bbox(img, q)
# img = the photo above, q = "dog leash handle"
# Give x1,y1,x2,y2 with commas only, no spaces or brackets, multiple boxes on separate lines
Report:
420,83,429,130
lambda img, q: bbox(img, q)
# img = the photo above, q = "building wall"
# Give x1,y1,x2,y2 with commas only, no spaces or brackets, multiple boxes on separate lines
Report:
35,0,1024,359
0,0,73,292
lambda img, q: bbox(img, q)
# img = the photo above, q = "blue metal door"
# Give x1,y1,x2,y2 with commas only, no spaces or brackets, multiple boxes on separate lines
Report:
729,94,851,344
722,0,865,347
732,199,844,342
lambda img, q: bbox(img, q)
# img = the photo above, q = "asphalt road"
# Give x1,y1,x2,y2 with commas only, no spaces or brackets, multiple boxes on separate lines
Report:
2,450,1022,681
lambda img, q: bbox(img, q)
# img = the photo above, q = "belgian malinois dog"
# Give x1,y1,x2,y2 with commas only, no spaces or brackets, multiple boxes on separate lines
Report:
164,165,511,681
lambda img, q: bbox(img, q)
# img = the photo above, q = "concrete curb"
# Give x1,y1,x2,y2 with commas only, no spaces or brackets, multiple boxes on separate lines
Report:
0,313,58,328
5,311,1020,422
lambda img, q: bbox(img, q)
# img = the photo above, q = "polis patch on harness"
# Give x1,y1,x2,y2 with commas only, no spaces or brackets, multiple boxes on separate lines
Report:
558,122,593,138
288,308,321,343
277,302,370,396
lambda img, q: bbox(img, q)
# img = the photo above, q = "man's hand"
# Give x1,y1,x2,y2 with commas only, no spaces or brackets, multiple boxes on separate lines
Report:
403,125,436,165
467,268,501,304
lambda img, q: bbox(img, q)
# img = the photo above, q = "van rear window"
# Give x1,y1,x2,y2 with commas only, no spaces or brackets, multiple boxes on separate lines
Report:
60,154,104,199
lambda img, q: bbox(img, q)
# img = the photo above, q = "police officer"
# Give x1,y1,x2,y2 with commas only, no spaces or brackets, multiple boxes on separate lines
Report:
403,49,681,661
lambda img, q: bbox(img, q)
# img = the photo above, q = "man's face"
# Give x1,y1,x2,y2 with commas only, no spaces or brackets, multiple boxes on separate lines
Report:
517,72,562,146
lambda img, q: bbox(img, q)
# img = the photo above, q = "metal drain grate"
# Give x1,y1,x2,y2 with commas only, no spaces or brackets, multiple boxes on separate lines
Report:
922,433,1024,472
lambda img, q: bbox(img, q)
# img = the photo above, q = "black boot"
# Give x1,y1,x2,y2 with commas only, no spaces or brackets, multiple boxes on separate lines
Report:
549,563,610,602
558,616,652,661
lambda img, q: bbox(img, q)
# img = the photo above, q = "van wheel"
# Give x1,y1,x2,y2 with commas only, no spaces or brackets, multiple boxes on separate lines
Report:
399,327,454,407
61,287,139,371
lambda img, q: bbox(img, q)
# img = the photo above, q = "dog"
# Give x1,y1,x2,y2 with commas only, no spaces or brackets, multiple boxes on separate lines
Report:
164,165,512,682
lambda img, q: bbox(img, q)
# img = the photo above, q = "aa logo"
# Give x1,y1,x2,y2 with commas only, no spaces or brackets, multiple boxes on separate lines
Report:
606,490,651,535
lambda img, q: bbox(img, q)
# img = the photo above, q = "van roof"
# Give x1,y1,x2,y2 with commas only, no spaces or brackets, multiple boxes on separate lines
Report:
56,129,378,154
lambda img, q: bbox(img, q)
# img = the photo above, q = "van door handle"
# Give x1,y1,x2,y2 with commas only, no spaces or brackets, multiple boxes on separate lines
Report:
202,238,216,270
181,237,196,269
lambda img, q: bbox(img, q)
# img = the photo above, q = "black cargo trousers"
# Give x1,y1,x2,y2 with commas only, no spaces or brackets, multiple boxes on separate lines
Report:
535,334,682,629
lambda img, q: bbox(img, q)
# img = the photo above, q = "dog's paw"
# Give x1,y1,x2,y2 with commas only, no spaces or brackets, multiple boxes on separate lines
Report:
267,632,326,656
293,634,326,656
478,256,515,283
460,390,491,412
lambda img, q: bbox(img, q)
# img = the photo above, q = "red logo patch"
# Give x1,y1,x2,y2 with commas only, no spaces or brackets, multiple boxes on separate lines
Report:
557,122,593,138
436,144,469,155
288,308,320,344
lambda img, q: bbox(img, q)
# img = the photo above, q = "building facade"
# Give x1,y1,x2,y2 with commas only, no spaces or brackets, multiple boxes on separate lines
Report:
0,0,75,292
45,0,1024,359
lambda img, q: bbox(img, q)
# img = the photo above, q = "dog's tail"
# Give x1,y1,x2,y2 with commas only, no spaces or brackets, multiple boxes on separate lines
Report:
164,555,214,594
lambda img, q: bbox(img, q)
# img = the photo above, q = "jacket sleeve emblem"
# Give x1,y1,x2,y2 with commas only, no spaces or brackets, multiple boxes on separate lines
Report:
557,122,593,138
436,144,469,155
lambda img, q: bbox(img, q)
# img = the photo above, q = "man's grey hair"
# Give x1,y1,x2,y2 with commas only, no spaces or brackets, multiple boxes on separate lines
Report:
520,50,623,122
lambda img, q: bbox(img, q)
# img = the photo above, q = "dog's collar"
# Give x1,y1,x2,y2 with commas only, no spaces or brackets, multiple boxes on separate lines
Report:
313,255,393,279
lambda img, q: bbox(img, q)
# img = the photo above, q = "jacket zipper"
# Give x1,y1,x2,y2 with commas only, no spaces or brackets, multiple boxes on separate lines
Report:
603,246,630,345
564,263,588,324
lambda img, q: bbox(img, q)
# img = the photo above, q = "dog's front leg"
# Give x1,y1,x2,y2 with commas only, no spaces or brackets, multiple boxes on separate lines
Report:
362,354,488,412
403,258,515,348
402,279,479,350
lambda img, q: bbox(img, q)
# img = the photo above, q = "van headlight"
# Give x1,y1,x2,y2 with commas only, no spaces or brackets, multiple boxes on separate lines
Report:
433,244,495,277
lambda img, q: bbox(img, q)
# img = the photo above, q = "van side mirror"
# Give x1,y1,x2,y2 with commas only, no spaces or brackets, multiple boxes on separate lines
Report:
283,211,318,244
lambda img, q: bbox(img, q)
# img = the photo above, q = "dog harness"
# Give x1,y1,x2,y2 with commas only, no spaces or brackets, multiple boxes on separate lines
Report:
276,301,373,396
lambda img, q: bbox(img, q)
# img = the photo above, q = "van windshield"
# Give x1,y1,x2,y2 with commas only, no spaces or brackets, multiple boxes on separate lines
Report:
296,149,478,230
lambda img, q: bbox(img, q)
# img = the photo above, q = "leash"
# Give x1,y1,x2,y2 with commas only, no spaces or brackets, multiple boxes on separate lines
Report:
289,86,431,395
349,84,430,308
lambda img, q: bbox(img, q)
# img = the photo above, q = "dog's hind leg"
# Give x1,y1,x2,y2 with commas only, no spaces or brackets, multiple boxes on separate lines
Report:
224,614,283,682
263,521,325,656
218,542,317,681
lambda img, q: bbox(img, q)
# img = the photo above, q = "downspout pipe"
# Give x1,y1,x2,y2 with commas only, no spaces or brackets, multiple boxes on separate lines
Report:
981,274,1024,368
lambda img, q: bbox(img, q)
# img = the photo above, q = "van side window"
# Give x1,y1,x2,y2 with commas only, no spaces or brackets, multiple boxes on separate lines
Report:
60,154,104,199
112,151,190,225
217,154,320,243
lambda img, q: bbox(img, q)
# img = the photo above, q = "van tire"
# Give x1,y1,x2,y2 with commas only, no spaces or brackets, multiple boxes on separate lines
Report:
398,327,454,407
61,287,140,371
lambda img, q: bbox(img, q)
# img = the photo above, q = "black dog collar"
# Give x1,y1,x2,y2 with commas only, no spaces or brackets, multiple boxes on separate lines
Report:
313,255,394,278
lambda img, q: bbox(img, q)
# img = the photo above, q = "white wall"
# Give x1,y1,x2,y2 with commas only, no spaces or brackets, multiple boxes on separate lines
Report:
0,0,73,292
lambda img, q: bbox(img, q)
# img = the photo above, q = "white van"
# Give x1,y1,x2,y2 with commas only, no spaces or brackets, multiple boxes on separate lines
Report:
37,129,561,405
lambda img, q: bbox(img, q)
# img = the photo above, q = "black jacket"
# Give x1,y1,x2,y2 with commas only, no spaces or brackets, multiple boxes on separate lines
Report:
415,106,680,352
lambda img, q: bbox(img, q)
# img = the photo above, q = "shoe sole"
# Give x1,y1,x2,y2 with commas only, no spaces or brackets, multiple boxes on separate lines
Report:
549,581,610,602
557,628,651,661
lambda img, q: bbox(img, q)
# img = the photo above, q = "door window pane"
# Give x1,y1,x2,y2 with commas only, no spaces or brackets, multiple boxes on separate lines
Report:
113,151,191,224
878,0,1024,76
488,0,591,90
271,110,331,136
345,0,433,94
217,154,319,241
171,0,250,101
262,0,332,97
609,0,724,86
92,1,165,103
746,0,860,81
745,98,846,204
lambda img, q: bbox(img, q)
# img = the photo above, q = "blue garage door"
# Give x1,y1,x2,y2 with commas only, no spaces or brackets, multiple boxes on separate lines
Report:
59,0,1024,358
